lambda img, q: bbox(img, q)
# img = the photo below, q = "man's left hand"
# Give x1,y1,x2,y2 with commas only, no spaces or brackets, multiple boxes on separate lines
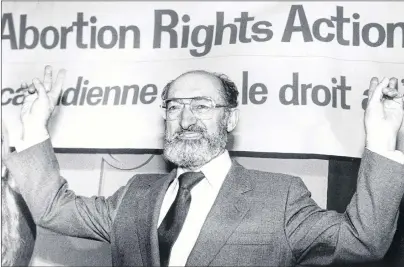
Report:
365,77,404,152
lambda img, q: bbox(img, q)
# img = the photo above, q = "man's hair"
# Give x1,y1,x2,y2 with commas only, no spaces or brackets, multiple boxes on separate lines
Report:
161,70,239,108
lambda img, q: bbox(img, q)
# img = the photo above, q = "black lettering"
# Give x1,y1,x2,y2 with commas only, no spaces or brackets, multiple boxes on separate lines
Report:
181,15,190,48
313,18,335,42
279,72,300,105
336,76,351,109
362,23,386,47
20,14,39,49
98,26,118,48
386,22,404,48
90,16,97,48
352,13,360,46
72,12,88,48
87,86,103,105
79,80,89,105
282,5,313,42
1,13,18,49
40,26,59,49
331,6,350,46
121,84,140,104
12,88,25,105
215,12,237,45
249,83,267,104
190,25,214,57
234,12,254,43
1,88,14,105
301,83,312,105
140,84,157,104
60,26,73,49
242,71,249,105
61,76,82,105
119,25,140,48
312,85,331,106
251,21,273,42
154,9,179,48
103,86,121,105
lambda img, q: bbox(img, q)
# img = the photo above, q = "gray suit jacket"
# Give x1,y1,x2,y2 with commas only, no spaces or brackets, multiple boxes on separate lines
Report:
5,140,404,266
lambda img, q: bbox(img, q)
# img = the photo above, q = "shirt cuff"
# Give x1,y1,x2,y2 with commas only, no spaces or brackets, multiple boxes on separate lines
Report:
368,149,404,164
15,134,50,152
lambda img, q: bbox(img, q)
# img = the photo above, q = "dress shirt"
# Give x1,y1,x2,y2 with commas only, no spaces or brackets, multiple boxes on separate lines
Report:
157,150,232,266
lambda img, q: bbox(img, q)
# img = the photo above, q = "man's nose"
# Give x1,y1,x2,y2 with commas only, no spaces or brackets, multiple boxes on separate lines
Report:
179,105,197,129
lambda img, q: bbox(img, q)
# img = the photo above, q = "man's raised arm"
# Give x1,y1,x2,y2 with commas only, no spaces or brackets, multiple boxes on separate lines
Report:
4,66,129,242
286,77,404,265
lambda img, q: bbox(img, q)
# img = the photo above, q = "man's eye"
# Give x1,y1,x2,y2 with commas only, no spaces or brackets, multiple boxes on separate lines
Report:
194,105,210,110
168,105,181,111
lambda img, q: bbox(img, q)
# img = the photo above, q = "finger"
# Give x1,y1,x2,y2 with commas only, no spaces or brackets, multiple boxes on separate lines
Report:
21,82,30,97
382,87,400,98
369,77,389,105
49,69,66,101
367,77,379,101
32,78,47,99
43,65,53,92
21,93,38,114
388,77,398,90
21,82,35,95
21,82,28,89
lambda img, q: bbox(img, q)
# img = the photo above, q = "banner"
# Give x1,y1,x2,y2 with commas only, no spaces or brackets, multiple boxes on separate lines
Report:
2,2,403,157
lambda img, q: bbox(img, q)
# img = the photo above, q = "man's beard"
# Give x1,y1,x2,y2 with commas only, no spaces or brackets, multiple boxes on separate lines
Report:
163,120,228,169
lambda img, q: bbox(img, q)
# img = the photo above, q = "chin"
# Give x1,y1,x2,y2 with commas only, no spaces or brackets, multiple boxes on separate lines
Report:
163,139,220,169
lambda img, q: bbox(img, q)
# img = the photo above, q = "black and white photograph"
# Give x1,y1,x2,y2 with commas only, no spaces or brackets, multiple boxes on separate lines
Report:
1,1,404,266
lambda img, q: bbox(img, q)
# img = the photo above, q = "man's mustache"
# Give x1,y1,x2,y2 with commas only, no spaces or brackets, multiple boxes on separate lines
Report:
173,126,207,139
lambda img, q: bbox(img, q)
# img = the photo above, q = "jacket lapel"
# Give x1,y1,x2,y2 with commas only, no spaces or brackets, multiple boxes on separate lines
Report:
186,161,253,266
136,169,177,267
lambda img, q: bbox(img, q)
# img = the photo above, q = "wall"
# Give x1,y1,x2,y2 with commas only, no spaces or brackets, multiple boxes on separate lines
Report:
29,152,328,266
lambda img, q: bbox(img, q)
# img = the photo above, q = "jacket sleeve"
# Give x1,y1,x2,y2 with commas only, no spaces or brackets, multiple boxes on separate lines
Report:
285,149,404,266
4,139,132,243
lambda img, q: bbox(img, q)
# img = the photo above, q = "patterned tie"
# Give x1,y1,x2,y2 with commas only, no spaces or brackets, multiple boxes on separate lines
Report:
158,171,205,266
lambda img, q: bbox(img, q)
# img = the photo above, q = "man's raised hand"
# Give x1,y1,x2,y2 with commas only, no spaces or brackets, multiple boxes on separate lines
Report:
20,66,66,141
365,77,404,152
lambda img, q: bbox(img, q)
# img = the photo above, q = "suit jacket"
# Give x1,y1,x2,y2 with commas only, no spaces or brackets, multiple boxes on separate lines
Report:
5,140,404,266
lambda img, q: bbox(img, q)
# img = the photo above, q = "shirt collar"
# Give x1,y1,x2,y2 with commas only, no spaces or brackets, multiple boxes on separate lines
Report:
176,150,232,191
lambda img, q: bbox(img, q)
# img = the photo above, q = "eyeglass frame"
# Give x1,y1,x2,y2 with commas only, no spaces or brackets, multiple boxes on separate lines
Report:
160,96,237,120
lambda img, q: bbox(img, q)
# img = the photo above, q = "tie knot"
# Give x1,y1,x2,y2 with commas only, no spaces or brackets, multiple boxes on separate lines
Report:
178,171,205,190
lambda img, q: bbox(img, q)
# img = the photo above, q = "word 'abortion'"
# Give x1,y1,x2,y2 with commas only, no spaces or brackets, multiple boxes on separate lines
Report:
2,5,403,56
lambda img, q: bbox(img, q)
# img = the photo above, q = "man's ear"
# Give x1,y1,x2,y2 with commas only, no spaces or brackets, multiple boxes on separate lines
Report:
160,107,167,120
226,108,239,132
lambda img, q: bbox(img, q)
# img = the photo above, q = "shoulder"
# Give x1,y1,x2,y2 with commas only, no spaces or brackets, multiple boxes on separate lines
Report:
108,172,167,202
125,173,167,188
234,161,305,193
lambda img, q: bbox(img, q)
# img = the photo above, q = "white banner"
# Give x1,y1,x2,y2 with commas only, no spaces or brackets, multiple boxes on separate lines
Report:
2,2,403,157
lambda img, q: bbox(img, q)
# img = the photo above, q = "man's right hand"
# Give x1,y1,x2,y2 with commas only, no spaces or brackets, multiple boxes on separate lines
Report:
20,66,66,142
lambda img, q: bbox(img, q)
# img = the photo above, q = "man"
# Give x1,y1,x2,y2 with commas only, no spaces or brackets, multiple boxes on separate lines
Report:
4,66,404,266
1,122,36,266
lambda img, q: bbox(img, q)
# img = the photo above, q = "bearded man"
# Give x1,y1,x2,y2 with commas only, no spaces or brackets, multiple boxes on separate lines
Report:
3,66,404,267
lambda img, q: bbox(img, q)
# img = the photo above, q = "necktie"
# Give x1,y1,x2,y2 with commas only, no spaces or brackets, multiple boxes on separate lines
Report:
158,171,205,266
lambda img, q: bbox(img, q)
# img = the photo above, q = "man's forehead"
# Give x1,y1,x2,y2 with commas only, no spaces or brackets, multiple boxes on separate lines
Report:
167,72,223,99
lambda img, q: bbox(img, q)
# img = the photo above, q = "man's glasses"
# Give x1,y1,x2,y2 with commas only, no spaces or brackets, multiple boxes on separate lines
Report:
161,96,235,121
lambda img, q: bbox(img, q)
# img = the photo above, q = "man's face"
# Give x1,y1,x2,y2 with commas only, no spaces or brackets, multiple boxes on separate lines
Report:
163,72,230,169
